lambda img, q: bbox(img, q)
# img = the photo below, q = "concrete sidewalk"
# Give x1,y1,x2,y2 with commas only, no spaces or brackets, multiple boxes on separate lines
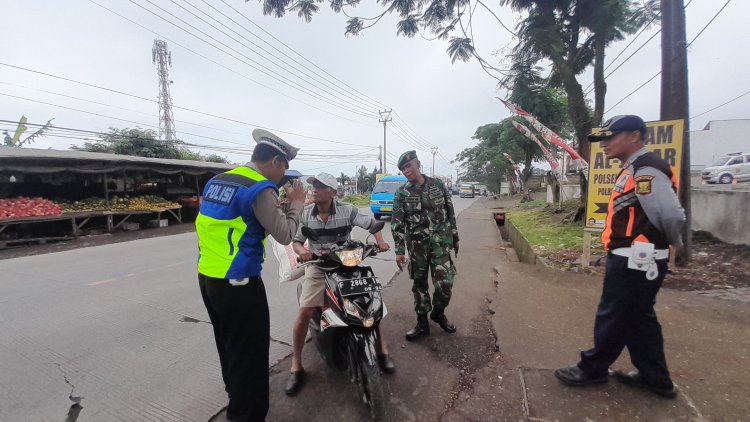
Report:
262,196,749,421
472,197,750,421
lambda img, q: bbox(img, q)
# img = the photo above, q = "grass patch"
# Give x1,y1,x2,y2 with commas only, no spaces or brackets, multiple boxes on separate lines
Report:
508,200,583,251
508,200,605,261
341,194,370,207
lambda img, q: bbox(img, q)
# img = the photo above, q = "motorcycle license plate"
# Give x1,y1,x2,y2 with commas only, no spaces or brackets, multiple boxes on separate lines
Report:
380,207,392,212
338,277,383,296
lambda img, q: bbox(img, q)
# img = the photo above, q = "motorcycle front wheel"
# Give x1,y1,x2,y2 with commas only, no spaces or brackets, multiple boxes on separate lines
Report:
352,332,385,421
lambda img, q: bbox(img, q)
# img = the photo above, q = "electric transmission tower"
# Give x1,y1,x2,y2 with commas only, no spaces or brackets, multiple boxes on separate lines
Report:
152,39,176,141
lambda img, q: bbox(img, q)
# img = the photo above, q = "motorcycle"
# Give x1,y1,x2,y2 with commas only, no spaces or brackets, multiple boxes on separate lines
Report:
298,222,388,421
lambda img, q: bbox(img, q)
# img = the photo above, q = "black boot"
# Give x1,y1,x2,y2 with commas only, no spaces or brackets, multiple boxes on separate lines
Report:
405,315,430,341
430,312,457,333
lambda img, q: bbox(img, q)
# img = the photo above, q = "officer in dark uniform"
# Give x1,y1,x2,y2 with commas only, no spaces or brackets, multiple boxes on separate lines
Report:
555,115,685,399
196,129,306,421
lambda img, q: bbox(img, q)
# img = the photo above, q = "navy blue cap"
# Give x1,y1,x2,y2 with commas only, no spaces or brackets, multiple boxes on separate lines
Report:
587,115,647,142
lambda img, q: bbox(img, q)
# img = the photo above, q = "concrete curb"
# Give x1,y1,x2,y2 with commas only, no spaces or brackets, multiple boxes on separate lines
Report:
504,217,551,268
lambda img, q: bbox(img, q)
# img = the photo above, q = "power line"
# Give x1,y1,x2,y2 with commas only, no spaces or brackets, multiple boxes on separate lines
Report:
214,0,389,111
0,63,374,148
605,0,732,114
0,92,380,154
0,119,381,164
191,0,385,113
87,0,375,126
171,0,379,117
584,29,661,96
691,89,750,119
130,0,378,120
88,0,443,169
584,0,694,96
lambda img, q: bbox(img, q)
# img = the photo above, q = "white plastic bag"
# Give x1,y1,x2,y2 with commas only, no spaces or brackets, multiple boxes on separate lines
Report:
268,237,306,283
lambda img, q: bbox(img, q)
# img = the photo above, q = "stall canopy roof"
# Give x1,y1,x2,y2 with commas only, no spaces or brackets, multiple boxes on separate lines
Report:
0,147,236,175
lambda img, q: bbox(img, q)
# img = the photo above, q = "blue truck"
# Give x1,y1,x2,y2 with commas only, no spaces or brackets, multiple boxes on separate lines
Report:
369,175,407,220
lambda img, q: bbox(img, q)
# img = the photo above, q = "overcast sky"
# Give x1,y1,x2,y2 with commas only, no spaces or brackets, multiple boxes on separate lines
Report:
1,0,747,178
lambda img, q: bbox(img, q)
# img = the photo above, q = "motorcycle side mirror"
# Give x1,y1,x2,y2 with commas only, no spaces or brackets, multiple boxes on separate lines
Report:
301,226,320,241
369,221,385,234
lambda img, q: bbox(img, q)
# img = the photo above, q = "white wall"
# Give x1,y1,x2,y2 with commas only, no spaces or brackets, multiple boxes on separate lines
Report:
690,120,750,169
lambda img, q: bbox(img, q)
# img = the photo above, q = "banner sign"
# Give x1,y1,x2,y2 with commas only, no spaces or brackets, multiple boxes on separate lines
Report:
584,119,685,229
502,153,524,190
499,98,589,178
511,120,567,183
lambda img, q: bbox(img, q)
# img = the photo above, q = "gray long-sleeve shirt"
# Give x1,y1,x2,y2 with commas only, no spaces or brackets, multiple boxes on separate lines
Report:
252,188,303,245
245,164,302,245
633,166,686,247
624,147,686,248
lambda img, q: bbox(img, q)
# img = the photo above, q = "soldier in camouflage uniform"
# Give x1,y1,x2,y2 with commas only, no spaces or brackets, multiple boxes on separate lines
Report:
392,150,459,341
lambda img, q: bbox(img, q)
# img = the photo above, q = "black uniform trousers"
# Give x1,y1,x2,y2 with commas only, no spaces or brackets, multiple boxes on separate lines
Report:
577,254,673,389
199,273,270,422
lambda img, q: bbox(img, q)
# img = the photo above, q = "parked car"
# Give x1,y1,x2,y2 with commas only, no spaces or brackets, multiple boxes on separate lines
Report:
701,152,750,184
370,175,407,220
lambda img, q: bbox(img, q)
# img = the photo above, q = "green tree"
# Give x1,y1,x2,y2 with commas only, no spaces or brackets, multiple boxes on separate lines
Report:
71,127,183,159
356,165,371,193
503,0,658,161
70,127,230,163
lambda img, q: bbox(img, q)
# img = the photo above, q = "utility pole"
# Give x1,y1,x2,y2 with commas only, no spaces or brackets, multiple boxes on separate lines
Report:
660,0,691,264
378,145,383,173
152,39,176,141
430,147,438,177
378,109,392,173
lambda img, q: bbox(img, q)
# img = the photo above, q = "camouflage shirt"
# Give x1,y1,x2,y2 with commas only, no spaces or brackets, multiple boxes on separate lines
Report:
391,175,459,255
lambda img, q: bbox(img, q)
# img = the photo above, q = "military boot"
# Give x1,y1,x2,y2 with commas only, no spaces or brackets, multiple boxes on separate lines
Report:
405,315,430,341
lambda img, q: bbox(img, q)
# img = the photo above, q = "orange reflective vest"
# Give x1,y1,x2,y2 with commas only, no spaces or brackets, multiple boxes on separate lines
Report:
602,151,679,251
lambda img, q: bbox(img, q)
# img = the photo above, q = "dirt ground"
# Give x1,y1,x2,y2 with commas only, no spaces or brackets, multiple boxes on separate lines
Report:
543,232,750,291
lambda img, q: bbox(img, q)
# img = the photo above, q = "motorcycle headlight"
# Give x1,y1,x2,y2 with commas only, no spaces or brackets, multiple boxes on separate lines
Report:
343,299,360,318
336,247,364,267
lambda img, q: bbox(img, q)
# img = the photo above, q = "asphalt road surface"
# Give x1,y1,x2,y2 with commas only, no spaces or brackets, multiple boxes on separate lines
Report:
0,196,477,421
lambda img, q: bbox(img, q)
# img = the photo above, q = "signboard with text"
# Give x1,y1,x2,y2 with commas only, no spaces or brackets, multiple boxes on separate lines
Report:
585,119,684,229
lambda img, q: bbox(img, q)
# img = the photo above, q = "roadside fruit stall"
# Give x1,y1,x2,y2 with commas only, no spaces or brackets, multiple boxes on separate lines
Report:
0,148,233,248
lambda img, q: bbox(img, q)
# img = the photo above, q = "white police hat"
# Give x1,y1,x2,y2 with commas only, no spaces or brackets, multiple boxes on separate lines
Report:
252,128,299,161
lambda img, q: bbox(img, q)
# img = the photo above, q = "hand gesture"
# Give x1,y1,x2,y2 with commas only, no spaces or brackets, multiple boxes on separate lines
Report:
396,254,407,271
286,180,306,204
298,249,313,262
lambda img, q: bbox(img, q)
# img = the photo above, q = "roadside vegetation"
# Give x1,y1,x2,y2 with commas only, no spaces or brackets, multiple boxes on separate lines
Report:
508,199,605,271
341,194,370,207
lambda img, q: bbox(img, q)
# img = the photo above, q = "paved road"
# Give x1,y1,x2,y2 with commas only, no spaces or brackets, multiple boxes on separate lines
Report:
0,196,476,421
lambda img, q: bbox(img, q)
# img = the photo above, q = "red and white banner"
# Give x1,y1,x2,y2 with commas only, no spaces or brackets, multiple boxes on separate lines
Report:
511,120,567,183
499,98,589,178
502,153,524,190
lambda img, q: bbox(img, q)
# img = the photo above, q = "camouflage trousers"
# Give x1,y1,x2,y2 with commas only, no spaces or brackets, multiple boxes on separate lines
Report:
407,240,457,317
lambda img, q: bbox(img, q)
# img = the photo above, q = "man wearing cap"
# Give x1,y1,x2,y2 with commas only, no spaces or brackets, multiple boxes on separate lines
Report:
285,172,395,396
392,151,459,341
554,115,685,399
196,129,306,421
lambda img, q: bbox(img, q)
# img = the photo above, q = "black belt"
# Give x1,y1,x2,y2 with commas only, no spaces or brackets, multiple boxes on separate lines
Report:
200,274,262,284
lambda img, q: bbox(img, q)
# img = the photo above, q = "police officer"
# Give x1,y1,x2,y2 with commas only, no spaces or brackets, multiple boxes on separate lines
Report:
392,151,459,341
554,115,685,399
196,129,306,421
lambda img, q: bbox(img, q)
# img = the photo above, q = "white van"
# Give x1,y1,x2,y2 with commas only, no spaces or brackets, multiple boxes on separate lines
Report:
701,153,750,184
